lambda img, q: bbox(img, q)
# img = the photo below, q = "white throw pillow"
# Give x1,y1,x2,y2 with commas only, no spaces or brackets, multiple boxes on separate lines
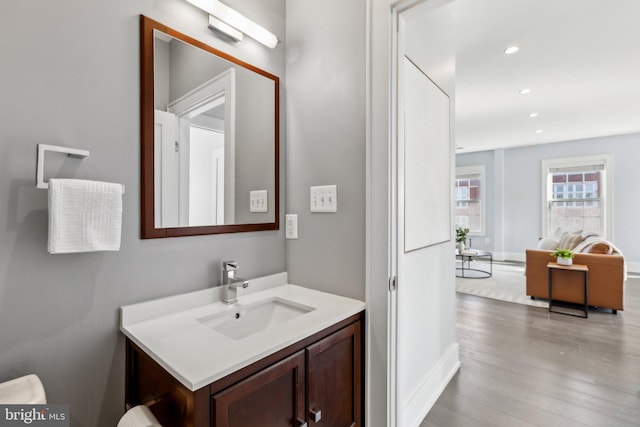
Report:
558,232,585,250
537,237,559,250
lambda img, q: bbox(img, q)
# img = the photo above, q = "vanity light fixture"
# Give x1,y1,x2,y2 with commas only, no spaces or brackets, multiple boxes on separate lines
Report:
529,112,539,118
519,88,531,95
208,15,243,42
504,46,519,55
185,0,278,48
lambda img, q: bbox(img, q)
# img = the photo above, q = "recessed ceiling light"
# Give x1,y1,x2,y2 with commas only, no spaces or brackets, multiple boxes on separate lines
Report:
519,88,531,95
535,130,543,134
504,46,519,55
529,112,539,118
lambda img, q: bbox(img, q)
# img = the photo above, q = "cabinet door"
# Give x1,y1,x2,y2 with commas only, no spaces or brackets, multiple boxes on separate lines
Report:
307,321,362,427
212,350,306,427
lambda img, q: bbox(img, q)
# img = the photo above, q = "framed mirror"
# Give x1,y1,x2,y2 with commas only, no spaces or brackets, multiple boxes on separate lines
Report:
140,16,279,238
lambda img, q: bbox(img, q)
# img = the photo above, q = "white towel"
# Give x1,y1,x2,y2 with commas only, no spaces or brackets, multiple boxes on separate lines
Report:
48,179,124,254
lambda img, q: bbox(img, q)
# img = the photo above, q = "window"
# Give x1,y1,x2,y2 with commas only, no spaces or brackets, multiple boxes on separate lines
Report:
542,155,613,238
455,165,484,234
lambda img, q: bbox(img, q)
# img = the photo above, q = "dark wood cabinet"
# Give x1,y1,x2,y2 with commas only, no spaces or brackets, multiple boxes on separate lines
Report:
307,322,362,427
212,351,306,427
125,311,364,427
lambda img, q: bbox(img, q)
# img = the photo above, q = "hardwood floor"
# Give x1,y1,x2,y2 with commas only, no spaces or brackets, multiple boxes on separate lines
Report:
421,276,640,427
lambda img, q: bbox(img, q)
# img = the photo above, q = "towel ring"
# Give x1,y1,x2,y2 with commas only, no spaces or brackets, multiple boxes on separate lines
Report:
36,144,90,189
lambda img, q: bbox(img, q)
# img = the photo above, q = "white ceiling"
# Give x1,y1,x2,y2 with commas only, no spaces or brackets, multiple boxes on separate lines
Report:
452,0,640,153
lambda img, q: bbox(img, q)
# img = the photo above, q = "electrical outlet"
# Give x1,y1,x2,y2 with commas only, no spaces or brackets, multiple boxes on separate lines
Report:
250,190,268,212
285,214,298,239
310,185,337,212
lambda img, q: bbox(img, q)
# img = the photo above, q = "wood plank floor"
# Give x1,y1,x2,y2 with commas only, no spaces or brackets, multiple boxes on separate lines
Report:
421,276,640,427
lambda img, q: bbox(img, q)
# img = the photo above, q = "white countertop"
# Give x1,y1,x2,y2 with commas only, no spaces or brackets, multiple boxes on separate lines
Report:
120,273,365,391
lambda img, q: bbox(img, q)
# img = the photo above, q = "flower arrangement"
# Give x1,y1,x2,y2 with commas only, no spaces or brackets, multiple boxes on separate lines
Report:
550,248,574,265
455,225,469,243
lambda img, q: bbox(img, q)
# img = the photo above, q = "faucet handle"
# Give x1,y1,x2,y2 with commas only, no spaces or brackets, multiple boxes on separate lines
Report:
223,261,238,271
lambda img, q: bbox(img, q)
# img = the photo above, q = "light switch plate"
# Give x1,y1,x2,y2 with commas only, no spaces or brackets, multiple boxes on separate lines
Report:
310,185,337,212
285,214,298,239
250,190,268,212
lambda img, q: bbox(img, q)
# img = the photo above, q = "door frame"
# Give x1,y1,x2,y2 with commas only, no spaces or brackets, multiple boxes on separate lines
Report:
365,1,456,426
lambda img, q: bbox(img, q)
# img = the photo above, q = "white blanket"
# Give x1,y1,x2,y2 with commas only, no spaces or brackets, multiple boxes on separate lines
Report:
573,236,626,279
573,235,621,255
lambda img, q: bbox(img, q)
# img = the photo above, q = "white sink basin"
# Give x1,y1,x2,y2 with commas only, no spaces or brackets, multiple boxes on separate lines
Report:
121,280,367,390
198,297,315,340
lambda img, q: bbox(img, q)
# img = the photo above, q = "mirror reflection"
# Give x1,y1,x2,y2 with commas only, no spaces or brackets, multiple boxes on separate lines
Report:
154,30,276,227
141,16,279,238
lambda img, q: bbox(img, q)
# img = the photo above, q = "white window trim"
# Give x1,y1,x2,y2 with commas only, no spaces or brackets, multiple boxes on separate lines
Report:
541,154,614,240
455,165,486,236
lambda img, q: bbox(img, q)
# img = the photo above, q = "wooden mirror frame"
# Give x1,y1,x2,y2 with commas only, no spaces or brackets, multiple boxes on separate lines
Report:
140,15,280,238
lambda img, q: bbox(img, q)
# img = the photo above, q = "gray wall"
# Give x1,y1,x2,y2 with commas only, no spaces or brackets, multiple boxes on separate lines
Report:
456,149,494,251
154,40,170,109
285,0,366,300
456,132,640,269
0,1,285,426
234,67,277,224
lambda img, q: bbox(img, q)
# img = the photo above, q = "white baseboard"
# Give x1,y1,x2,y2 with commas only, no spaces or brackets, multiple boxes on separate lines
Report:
402,343,460,427
495,253,640,274
626,262,640,274
506,252,526,262
489,251,525,262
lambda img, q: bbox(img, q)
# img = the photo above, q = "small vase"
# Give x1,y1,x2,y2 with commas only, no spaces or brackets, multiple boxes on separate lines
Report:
457,241,465,252
557,257,572,266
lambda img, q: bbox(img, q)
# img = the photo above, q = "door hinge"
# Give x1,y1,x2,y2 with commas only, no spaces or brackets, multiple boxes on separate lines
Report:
389,276,397,291
174,141,180,152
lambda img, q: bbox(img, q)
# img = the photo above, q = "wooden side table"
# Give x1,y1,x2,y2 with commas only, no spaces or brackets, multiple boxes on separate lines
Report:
547,262,589,318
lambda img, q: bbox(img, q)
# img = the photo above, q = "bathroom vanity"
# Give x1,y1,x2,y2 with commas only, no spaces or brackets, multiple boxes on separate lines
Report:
120,274,365,426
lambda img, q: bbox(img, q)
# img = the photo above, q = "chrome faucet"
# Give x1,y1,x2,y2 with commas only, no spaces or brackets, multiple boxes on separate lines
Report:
221,261,249,304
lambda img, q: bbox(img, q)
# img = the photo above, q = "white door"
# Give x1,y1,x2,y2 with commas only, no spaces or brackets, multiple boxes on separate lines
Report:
389,2,459,426
188,126,225,225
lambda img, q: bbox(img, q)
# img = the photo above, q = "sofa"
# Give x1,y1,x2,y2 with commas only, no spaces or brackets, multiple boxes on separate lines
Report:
525,234,625,313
